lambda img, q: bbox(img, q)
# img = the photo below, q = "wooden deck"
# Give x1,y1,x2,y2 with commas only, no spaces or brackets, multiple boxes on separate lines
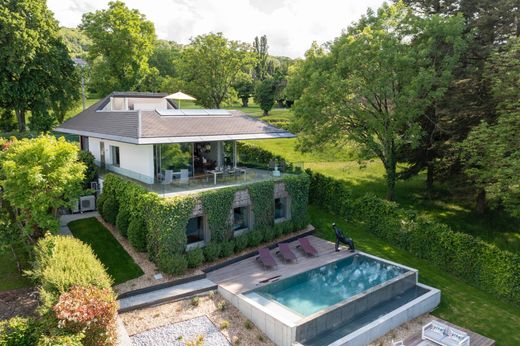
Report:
403,318,495,346
206,235,356,294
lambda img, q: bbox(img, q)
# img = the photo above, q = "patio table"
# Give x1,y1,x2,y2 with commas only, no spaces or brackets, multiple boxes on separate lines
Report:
208,169,224,185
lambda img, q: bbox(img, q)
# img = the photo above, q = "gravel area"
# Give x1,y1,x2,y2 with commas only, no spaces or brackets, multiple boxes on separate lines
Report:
131,316,230,346
368,314,432,345
0,287,38,321
121,292,273,346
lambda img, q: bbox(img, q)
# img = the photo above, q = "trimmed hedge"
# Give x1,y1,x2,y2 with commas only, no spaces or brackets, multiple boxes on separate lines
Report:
27,235,113,311
115,208,130,237
306,169,353,218
186,248,205,268
127,216,147,252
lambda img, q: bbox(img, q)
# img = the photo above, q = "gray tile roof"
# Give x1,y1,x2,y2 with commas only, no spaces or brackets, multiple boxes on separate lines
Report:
55,93,294,144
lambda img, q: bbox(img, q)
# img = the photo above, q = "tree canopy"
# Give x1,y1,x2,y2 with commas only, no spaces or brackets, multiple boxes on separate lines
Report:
80,0,157,95
0,0,80,131
179,33,255,108
290,3,465,200
0,136,85,242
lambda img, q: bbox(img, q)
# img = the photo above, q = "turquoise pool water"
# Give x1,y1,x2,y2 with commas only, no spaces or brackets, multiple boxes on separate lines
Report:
246,254,408,317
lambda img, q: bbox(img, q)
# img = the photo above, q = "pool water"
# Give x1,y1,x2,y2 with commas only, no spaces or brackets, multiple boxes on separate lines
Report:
246,254,408,317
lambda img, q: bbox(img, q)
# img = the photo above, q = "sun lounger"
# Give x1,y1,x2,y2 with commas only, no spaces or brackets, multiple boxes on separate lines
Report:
277,243,297,263
297,237,318,257
256,248,277,269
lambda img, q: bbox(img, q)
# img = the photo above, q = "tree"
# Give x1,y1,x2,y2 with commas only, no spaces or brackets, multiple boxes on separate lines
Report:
0,136,85,243
80,1,157,95
0,0,80,131
254,77,277,116
290,3,465,200
180,33,255,108
253,35,269,81
233,76,255,107
461,37,520,215
397,0,520,189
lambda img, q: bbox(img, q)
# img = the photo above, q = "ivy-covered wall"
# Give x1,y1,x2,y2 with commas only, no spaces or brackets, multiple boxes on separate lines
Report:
99,173,310,274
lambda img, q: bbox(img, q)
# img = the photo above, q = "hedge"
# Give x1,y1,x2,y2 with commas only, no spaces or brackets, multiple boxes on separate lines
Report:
27,235,113,311
100,173,310,275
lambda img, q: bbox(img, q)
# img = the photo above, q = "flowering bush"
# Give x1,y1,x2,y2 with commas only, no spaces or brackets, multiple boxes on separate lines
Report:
53,285,117,346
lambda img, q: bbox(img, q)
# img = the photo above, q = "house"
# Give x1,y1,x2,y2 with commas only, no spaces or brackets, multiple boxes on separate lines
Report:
56,92,295,192
57,92,304,246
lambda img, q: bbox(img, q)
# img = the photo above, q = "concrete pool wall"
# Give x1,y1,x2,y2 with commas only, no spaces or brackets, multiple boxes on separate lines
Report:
221,252,441,346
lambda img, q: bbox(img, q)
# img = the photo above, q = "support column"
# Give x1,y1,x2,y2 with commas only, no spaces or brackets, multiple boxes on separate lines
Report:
233,141,237,168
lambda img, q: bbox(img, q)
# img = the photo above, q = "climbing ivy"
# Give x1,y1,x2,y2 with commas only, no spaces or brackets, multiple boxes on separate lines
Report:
201,187,237,242
248,180,275,229
283,174,310,229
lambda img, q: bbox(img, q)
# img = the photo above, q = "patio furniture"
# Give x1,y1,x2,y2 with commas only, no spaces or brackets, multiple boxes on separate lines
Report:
277,243,298,263
422,320,470,346
297,237,318,257
392,340,404,346
162,170,173,185
179,169,189,185
208,169,224,185
256,248,277,270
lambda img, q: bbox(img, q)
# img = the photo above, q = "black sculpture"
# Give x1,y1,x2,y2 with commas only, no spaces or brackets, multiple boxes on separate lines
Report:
332,223,355,252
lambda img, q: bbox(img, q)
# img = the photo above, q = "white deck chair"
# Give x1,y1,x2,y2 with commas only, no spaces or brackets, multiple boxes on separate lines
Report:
179,169,189,185
162,170,173,185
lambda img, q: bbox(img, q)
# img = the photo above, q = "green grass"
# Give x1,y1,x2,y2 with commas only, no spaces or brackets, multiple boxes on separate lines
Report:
68,217,143,285
0,246,32,291
310,206,520,344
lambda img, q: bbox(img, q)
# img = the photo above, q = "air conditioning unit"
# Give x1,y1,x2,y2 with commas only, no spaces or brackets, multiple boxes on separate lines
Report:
80,195,96,212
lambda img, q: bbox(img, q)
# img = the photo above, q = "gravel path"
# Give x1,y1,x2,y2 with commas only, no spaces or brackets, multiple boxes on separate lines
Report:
131,316,230,346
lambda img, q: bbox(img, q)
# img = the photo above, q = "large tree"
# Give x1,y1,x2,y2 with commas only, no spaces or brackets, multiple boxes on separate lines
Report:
290,3,465,200
80,1,157,95
0,136,85,243
253,35,269,81
0,0,79,131
397,0,519,190
180,33,255,108
461,37,520,216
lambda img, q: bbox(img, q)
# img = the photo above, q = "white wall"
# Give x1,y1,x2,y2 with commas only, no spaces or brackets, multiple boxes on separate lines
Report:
88,137,155,184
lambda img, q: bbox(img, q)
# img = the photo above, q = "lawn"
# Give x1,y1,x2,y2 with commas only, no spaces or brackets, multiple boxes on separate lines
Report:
0,247,32,292
248,135,520,254
68,217,143,285
309,206,520,345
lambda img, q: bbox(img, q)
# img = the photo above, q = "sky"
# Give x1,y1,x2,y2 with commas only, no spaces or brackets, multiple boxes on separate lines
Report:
47,0,386,58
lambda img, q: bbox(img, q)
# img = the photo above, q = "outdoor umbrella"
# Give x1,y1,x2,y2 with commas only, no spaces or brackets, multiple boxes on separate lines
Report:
164,91,196,109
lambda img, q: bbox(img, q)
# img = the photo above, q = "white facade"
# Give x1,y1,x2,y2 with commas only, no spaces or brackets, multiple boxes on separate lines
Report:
88,137,155,184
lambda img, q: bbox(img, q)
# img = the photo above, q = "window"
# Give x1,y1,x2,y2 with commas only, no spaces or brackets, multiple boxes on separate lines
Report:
186,216,204,244
275,197,287,220
111,146,120,166
233,206,249,231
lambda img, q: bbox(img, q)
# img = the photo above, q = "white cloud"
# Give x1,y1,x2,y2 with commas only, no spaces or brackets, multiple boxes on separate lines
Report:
48,0,386,58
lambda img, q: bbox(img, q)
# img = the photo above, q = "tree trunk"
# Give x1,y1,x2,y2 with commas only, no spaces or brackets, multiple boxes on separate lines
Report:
15,109,26,132
241,97,249,107
385,158,397,201
476,189,486,214
263,110,269,116
426,161,434,197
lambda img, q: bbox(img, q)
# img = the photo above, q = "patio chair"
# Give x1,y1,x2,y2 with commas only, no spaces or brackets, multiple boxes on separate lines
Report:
422,320,470,346
179,169,189,185
162,170,173,185
276,243,298,263
392,340,404,346
297,237,318,257
256,248,277,270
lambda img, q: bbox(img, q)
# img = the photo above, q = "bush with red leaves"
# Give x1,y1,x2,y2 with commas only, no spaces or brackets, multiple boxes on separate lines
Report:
53,285,117,346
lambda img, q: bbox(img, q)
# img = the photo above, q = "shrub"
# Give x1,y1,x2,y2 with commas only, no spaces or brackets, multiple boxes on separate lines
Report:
159,255,188,275
262,227,275,242
27,235,113,312
190,296,200,307
220,240,235,258
247,230,263,248
37,333,84,346
273,223,284,239
306,169,352,218
219,320,230,330
127,217,147,252
53,286,117,346
203,242,221,262
217,301,227,311
244,320,253,330
186,248,205,268
234,234,249,252
0,317,38,345
115,208,130,237
96,193,106,215
101,195,119,224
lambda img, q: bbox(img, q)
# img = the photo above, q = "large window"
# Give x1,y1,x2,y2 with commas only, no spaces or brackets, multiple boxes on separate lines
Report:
110,145,120,166
275,197,287,220
154,143,192,176
186,216,204,244
233,206,249,231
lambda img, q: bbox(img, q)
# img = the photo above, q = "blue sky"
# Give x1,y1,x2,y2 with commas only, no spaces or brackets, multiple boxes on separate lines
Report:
48,0,385,58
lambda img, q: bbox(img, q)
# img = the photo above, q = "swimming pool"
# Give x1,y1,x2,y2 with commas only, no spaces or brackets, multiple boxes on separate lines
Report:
245,254,408,316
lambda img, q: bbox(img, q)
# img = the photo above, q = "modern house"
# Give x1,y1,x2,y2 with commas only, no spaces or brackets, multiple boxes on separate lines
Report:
56,92,295,195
